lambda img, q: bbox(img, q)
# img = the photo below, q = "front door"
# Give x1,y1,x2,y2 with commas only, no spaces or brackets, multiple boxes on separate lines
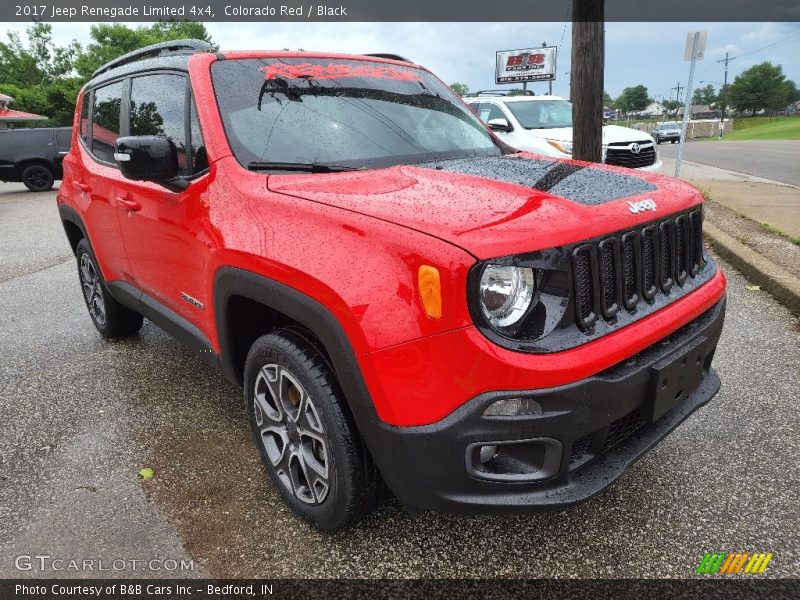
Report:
116,72,213,339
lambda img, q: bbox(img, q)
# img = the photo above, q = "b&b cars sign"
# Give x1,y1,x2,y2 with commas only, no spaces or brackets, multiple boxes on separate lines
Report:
495,47,558,83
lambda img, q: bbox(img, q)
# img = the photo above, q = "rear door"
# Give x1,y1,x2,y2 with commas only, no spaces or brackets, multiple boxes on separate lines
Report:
73,81,132,281
116,72,212,337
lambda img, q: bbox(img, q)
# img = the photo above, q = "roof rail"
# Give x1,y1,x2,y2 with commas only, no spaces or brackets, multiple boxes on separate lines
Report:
465,89,536,97
363,53,413,63
92,39,216,78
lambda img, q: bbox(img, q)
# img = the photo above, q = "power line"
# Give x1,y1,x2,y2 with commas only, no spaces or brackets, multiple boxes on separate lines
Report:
731,29,800,60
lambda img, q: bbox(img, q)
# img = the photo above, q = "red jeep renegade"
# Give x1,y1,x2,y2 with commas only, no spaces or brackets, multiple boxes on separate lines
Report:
58,40,727,529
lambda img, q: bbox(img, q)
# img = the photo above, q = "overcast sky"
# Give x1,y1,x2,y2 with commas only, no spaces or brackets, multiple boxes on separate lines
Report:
3,21,799,101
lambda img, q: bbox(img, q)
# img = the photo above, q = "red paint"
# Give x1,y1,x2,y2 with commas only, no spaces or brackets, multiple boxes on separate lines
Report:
59,52,726,430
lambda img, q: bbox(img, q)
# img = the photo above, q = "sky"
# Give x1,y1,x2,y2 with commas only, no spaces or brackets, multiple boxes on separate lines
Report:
3,21,799,102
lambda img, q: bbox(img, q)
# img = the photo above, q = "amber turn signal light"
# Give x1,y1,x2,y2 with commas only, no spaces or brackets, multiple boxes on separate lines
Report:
418,265,442,319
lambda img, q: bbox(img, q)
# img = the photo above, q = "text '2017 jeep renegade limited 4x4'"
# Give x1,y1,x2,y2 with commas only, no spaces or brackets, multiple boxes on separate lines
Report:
58,40,726,530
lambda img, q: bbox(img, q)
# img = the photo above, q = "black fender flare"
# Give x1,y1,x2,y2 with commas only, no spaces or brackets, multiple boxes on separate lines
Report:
213,267,374,410
57,204,90,255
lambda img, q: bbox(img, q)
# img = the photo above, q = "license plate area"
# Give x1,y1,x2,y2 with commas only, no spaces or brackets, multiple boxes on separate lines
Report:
644,335,708,423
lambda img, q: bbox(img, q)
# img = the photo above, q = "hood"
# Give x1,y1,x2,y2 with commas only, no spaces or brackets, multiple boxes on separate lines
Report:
525,124,654,145
267,154,703,260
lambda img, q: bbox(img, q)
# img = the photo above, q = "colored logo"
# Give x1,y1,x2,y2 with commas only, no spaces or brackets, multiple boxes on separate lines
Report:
696,552,774,575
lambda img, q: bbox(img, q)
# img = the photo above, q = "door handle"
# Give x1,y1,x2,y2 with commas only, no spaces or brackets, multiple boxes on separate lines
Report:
73,181,91,192
115,196,141,212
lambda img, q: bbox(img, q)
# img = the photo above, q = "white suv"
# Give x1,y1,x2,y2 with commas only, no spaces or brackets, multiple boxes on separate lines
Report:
465,93,662,171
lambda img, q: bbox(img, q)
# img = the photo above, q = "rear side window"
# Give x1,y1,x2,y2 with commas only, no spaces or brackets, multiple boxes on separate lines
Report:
80,93,90,145
475,103,507,123
92,81,124,163
56,129,72,149
130,73,190,176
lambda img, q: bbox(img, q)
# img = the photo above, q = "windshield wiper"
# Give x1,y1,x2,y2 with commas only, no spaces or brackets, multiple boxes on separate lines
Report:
246,161,363,173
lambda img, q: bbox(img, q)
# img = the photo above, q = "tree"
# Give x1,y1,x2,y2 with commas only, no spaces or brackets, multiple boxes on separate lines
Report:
615,85,650,113
0,23,80,88
662,99,681,112
692,84,718,106
0,22,215,126
507,89,529,96
449,82,469,96
603,90,614,107
728,62,799,115
74,22,214,79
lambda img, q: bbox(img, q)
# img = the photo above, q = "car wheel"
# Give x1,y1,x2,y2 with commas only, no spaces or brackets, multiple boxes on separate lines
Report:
672,140,678,144
21,164,55,192
76,239,143,338
245,329,383,530
655,137,661,145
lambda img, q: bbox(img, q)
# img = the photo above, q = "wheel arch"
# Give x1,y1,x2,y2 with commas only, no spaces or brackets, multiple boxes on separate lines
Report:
213,267,374,412
57,204,89,256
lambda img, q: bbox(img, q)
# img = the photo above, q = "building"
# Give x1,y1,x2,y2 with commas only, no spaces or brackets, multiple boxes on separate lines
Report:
0,93,48,129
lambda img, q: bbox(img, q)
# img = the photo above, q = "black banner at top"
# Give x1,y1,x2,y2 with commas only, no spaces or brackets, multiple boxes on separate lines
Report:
2,0,800,22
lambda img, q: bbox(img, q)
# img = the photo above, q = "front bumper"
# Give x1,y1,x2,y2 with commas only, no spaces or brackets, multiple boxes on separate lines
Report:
361,297,725,513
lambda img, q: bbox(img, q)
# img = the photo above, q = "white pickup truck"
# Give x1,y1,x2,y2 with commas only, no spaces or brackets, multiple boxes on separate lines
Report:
465,93,662,171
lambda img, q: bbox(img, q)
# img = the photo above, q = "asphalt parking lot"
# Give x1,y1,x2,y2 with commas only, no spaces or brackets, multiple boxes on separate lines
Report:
658,140,800,187
1,181,798,578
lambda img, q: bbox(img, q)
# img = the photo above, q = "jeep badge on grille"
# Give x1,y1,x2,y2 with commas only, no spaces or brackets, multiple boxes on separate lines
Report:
628,199,657,214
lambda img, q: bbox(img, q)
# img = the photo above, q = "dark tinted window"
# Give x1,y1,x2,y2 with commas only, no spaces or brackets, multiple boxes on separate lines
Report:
189,98,208,174
92,82,123,163
56,129,72,149
130,74,189,176
80,92,90,145
210,58,502,170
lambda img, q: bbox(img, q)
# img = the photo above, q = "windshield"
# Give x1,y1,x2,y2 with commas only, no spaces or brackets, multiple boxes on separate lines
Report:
505,100,573,129
210,58,505,170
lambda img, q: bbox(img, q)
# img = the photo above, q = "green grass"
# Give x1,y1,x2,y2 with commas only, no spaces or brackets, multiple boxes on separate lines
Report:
719,116,800,141
761,222,800,246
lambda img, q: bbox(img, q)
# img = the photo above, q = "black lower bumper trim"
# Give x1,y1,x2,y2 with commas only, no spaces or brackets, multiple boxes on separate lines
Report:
358,297,725,514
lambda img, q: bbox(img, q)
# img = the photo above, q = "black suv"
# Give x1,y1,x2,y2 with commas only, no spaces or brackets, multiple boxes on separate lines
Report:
0,127,72,191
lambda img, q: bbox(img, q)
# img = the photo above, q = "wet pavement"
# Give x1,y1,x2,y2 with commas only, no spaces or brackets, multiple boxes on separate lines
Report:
1,182,798,578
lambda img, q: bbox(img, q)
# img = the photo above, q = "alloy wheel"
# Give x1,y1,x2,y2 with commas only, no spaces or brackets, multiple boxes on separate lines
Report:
79,253,106,326
253,363,330,504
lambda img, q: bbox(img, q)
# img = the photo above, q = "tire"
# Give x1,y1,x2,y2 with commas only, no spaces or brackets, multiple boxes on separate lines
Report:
75,238,143,338
671,140,678,144
21,163,55,192
655,137,661,145
244,329,383,530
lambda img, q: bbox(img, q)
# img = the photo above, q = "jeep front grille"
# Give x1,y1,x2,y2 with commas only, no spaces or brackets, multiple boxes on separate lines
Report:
571,208,706,330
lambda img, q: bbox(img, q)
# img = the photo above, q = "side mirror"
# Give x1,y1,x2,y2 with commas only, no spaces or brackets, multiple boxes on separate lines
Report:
487,117,513,133
114,136,187,191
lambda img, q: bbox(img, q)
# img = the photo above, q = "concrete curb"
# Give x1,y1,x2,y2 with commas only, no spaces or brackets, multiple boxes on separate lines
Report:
705,222,800,315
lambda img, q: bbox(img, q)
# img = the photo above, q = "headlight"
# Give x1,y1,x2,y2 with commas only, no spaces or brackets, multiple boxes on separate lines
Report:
478,265,535,328
546,139,573,155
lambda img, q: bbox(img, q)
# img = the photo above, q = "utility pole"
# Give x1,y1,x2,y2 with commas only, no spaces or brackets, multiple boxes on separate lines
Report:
570,0,604,163
672,82,684,106
717,52,735,138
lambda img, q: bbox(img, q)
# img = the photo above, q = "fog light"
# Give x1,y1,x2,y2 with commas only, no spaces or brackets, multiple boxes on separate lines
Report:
482,398,542,417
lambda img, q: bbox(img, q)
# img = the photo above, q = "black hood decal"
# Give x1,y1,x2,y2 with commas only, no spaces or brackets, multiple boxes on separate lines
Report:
418,155,656,205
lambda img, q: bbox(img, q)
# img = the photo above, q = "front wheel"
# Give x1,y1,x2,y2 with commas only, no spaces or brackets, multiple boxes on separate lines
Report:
244,329,383,530
21,164,54,192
